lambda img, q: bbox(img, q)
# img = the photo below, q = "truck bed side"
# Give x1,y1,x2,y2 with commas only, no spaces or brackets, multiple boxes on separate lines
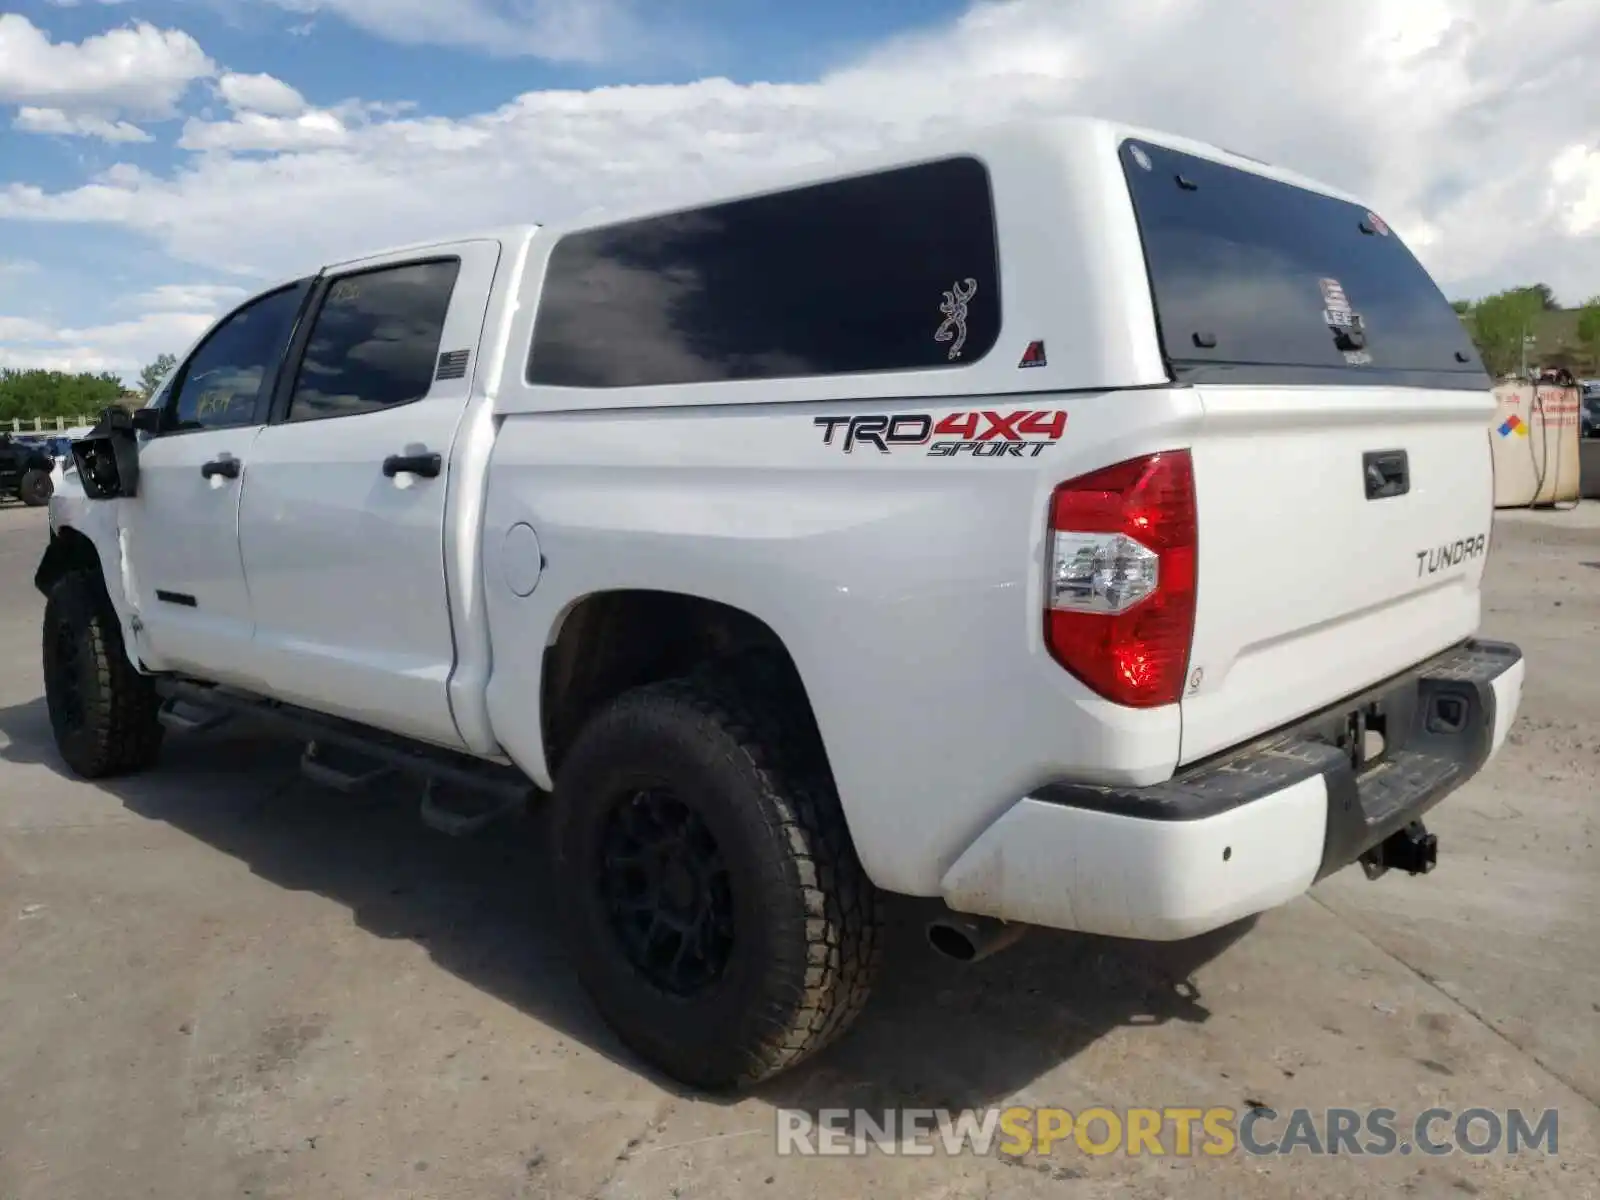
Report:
479,389,1201,897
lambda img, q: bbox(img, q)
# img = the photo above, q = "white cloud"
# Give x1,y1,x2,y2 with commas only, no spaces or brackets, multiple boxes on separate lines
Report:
216,71,307,118
180,109,348,153
261,0,649,63
0,315,55,342
183,83,416,153
128,283,248,312
1550,145,1600,239
0,14,213,118
0,309,215,376
4,0,1600,363
0,283,243,378
13,105,151,142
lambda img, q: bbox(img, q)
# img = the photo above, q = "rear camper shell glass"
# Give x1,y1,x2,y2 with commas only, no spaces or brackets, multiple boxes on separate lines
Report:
1119,140,1487,390
527,156,1002,389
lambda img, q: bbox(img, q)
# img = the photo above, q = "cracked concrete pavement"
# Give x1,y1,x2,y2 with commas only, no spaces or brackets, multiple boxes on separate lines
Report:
0,502,1596,1199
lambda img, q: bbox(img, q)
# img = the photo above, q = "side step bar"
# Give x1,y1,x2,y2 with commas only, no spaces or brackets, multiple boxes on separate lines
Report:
300,740,396,793
418,780,528,838
158,697,233,735
154,679,541,835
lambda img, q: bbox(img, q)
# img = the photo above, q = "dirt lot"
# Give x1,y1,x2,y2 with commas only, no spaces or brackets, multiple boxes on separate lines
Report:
1,503,1596,1199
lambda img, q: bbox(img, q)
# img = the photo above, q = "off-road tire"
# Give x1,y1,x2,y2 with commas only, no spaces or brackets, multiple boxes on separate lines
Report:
550,669,881,1091
42,569,163,778
19,468,52,507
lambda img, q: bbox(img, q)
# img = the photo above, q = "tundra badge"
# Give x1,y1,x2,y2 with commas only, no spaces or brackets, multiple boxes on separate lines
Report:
1416,533,1487,578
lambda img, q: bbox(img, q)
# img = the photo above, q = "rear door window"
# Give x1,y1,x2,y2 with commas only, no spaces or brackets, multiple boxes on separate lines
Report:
1120,140,1486,389
286,258,461,422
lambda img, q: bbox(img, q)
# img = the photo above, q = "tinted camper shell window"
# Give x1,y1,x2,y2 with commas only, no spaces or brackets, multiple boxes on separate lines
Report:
1119,140,1487,390
527,156,1002,388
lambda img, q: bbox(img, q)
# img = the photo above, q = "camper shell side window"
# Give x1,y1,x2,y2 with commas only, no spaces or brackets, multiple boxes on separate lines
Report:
527,156,1003,388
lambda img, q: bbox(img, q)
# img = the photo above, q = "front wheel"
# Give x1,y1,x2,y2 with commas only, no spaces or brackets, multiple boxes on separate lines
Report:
19,468,52,507
549,672,881,1090
42,569,163,778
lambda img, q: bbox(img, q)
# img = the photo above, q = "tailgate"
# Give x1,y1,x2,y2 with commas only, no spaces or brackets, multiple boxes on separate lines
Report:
1180,385,1493,762
1114,135,1495,763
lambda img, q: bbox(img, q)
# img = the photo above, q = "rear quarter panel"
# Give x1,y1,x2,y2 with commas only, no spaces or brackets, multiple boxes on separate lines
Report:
480,389,1200,896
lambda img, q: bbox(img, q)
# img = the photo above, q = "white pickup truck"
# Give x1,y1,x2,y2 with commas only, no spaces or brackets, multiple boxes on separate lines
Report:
39,116,1524,1091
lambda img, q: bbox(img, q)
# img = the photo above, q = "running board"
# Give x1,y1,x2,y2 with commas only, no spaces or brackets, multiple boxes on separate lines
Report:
157,697,233,734
300,740,396,793
419,780,527,837
155,678,539,836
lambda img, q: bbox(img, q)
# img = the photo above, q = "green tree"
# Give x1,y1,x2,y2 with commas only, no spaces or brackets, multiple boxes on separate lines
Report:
137,352,178,400
1450,299,1474,314
1527,283,1561,311
1577,296,1600,371
1465,287,1548,378
0,368,126,423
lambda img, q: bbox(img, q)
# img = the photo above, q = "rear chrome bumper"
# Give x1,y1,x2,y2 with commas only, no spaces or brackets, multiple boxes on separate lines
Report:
939,639,1525,941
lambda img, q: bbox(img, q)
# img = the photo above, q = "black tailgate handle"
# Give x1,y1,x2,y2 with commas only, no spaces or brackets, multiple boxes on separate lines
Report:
1363,449,1409,500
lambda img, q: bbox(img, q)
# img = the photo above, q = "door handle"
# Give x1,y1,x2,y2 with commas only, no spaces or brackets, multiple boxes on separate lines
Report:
200,457,241,480
382,451,442,479
1363,449,1409,500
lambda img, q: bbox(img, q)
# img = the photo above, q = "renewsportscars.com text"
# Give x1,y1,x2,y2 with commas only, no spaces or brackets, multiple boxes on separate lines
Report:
775,1106,1559,1158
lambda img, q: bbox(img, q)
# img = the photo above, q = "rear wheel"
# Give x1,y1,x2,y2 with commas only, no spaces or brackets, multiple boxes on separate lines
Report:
550,670,881,1090
42,569,163,778
19,468,51,507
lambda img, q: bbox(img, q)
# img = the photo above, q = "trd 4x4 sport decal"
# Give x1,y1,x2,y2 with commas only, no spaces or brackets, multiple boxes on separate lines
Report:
814,410,1067,457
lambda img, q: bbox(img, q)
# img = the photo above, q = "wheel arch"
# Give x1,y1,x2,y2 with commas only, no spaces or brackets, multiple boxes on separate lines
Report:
35,524,106,599
539,588,829,782
39,544,164,778
34,520,147,674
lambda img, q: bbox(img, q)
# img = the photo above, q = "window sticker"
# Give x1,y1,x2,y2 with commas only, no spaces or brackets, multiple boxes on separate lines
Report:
935,278,978,361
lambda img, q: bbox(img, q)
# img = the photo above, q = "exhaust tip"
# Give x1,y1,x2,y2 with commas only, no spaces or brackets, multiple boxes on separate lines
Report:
927,921,979,962
926,915,1029,963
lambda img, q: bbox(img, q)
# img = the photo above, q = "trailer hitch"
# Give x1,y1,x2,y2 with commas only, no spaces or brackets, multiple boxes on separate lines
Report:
1360,820,1438,880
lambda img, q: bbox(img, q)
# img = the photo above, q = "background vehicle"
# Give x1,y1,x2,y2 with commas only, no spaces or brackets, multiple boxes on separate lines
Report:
0,433,57,506
1582,381,1600,437
36,117,1523,1091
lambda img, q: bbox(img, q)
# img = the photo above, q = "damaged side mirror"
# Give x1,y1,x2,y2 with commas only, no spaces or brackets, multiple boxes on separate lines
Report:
71,406,147,500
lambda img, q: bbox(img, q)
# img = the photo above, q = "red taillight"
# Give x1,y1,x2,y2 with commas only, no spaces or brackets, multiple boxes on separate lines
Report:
1045,450,1197,708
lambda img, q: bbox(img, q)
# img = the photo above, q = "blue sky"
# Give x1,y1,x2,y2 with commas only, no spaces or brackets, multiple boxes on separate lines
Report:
11,0,973,127
2,0,1598,382
0,0,971,378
